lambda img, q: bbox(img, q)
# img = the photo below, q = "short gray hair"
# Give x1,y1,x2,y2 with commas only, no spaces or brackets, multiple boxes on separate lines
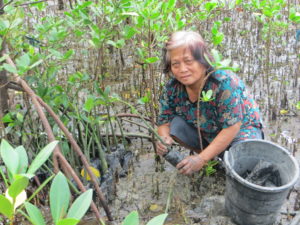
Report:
163,31,213,74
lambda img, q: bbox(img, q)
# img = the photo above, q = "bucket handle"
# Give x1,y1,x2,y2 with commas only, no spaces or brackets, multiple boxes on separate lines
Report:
224,151,235,179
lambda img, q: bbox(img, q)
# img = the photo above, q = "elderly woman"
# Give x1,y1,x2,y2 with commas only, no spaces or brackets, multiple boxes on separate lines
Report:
156,31,263,175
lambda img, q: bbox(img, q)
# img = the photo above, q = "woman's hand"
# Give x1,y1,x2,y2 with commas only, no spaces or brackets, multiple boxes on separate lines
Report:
176,154,207,175
156,136,174,156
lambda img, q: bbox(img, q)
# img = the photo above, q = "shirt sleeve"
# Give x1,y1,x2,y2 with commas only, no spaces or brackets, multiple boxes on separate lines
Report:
215,73,244,128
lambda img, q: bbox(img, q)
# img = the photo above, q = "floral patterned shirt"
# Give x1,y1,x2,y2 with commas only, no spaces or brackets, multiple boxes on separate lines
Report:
157,70,262,143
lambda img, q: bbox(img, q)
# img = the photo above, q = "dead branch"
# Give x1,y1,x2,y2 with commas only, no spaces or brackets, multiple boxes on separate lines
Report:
5,55,112,222
36,95,113,221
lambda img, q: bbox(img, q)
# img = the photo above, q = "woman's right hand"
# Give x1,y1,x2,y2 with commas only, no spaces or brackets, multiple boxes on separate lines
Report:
156,136,174,156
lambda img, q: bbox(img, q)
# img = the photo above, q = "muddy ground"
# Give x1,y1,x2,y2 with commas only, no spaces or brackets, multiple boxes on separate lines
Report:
79,116,300,225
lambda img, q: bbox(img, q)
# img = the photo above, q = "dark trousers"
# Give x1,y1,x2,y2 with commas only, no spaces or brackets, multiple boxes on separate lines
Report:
169,116,264,157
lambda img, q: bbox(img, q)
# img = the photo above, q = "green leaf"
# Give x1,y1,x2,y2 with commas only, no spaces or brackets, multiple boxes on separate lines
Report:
296,101,300,110
49,49,63,59
145,57,159,64
67,189,93,220
3,63,18,74
116,39,125,48
50,172,71,224
138,96,149,104
167,0,176,10
213,33,224,46
146,213,168,225
202,90,213,102
56,218,79,225
122,210,139,225
8,176,29,199
0,54,8,63
263,9,273,17
29,59,43,69
211,49,222,63
16,54,31,68
0,20,10,30
123,25,136,39
16,112,23,122
289,8,300,23
204,2,217,12
83,97,95,113
0,139,19,175
1,113,13,123
121,12,139,16
11,18,23,29
27,141,58,175
104,86,111,98
220,58,231,68
24,202,46,225
107,40,117,48
0,195,14,218
63,50,74,60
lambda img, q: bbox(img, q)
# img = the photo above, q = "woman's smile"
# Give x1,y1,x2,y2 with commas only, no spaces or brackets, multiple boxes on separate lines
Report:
170,47,206,89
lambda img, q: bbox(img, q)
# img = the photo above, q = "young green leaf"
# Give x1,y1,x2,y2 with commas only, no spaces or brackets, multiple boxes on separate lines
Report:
1,113,13,123
167,0,176,11
56,218,79,225
104,86,111,98
138,95,149,104
50,172,71,224
0,139,19,175
211,49,221,63
145,57,159,64
0,20,10,30
107,40,117,48
8,176,29,199
11,18,23,29
0,54,8,63
202,90,214,102
24,202,46,225
5,189,27,210
67,189,93,220
220,58,231,68
27,141,58,175
146,213,168,225
0,194,14,218
15,146,28,173
121,210,139,225
16,54,31,68
123,25,136,39
63,50,74,60
29,59,43,69
3,63,18,74
296,101,300,110
83,97,95,113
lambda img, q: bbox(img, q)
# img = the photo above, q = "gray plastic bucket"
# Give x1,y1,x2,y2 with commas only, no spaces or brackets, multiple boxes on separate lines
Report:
224,139,299,225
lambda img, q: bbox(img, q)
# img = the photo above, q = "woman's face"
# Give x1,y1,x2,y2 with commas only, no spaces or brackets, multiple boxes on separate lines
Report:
170,47,206,88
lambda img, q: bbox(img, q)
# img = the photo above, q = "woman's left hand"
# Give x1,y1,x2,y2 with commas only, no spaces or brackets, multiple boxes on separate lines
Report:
176,155,207,175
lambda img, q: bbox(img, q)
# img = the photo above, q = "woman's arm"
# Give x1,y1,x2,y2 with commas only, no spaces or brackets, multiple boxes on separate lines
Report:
156,123,174,156
176,121,242,175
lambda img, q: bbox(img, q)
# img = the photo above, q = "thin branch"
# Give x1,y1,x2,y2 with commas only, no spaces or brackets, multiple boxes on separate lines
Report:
0,0,13,11
36,95,113,221
16,0,48,7
116,113,153,123
5,54,110,222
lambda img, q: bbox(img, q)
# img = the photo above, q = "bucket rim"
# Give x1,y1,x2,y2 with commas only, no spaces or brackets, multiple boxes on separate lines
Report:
224,139,300,192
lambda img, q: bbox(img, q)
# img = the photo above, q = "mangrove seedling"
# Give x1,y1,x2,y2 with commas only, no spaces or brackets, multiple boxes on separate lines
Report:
0,140,58,224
